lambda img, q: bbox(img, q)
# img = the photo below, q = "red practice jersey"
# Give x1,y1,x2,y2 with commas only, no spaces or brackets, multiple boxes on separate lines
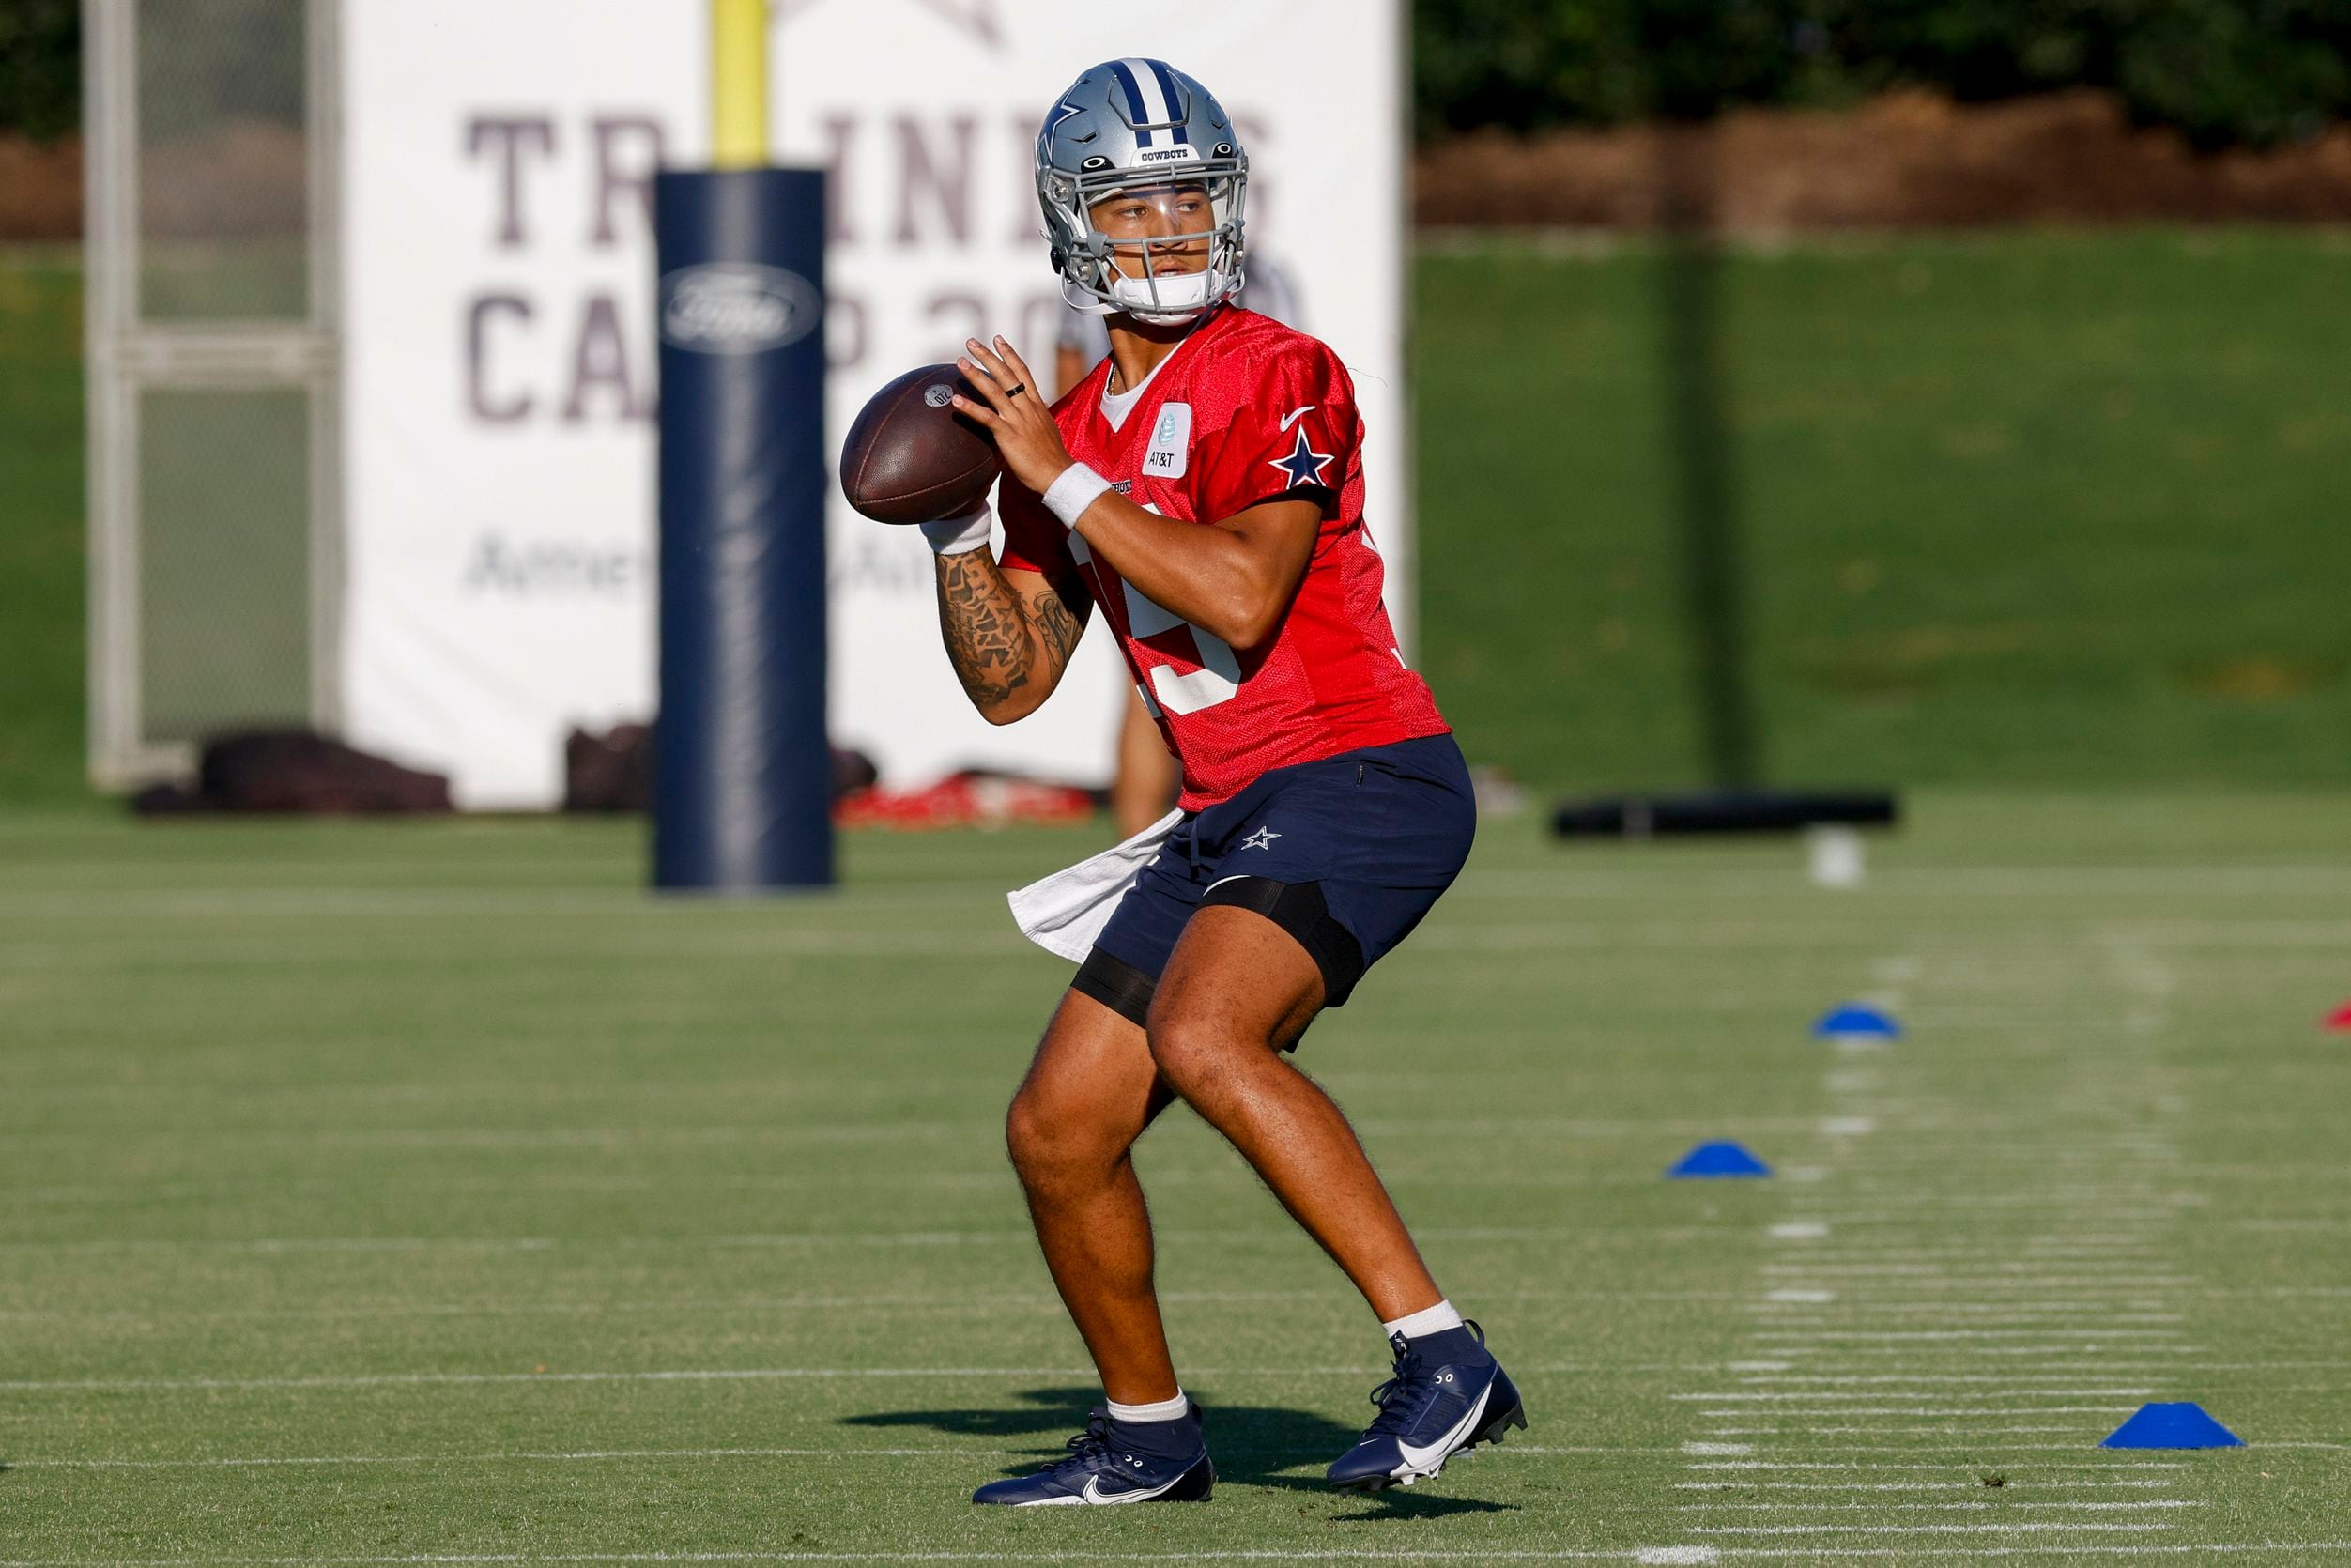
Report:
998,306,1449,811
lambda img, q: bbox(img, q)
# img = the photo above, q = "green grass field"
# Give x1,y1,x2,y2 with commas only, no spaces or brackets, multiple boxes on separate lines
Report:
8,231,2351,803
1416,229,2351,792
6,797,2349,1561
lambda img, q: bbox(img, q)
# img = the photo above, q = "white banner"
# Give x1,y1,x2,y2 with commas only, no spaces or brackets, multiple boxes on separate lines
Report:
340,0,709,807
340,0,1405,808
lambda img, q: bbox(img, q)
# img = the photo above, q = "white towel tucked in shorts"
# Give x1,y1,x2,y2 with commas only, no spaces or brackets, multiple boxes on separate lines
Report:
1006,808,1182,962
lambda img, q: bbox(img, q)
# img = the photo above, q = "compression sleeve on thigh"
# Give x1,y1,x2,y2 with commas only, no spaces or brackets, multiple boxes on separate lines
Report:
1197,877,1367,1007
1071,946,1157,1029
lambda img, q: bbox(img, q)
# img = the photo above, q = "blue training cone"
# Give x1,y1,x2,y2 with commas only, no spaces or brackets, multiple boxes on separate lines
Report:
2100,1403,2244,1450
1668,1141,1771,1178
1812,1003,1901,1040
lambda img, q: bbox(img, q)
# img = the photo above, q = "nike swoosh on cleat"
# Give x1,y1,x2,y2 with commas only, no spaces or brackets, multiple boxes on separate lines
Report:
1393,1384,1493,1475
1075,1468,1194,1505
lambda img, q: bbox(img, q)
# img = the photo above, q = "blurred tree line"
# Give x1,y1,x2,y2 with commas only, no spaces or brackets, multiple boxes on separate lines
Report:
0,0,75,140
0,0,302,141
1420,0,2351,148
3,0,2346,149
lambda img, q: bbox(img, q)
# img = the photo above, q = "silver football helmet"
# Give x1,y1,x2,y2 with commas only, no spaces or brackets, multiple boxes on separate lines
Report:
1034,59,1249,325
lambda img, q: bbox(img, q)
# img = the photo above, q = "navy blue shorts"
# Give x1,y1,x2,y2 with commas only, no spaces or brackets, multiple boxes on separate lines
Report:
1075,734,1476,1030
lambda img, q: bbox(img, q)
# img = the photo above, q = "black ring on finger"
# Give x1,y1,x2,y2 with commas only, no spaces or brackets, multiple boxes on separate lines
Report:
1005,382,1026,398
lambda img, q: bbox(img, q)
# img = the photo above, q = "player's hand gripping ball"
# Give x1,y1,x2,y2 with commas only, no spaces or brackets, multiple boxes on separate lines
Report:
838,363,1004,524
950,337,1078,498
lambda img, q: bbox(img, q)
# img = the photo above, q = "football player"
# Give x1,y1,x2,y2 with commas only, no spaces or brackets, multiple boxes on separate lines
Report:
914,58,1525,1506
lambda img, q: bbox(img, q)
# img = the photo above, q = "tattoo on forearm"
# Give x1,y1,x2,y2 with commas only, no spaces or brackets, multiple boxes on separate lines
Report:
1034,587,1083,670
937,553,1035,711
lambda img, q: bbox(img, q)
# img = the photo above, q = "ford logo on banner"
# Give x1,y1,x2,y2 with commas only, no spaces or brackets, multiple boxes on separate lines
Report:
658,263,820,354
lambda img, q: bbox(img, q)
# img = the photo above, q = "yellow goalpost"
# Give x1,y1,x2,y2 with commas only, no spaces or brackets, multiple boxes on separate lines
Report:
709,0,770,168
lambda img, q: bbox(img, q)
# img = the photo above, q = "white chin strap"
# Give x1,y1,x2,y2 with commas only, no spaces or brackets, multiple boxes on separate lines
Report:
1109,267,1222,324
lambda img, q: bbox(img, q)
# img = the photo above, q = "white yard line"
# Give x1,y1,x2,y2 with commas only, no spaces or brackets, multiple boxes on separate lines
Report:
1744,1321,2183,1333
1788,1208,2178,1222
1762,1346,2203,1359
1740,1360,2334,1374
10,1545,2351,1567
1685,1443,2189,1454
0,1221,1802,1255
1678,1389,2159,1400
1692,1524,2174,1536
1750,1253,2170,1267
39,1361,2129,1395
7,1442,1683,1470
1694,1407,2139,1418
8,1448,977,1468
0,1364,2193,1404
1701,1429,2106,1438
1686,1460,2187,1470
1732,1374,2187,1384
1673,1480,2179,1491
1745,1330,2187,1342
1745,1307,2183,1320
1700,1426,2095,1437
1677,1501,2202,1513
0,1553,1690,1568
1712,1549,2351,1561
1757,1266,2191,1280
0,1285,1806,1325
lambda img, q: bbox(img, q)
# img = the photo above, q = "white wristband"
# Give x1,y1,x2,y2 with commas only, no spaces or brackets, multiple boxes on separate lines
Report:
1041,463,1114,530
918,505,992,557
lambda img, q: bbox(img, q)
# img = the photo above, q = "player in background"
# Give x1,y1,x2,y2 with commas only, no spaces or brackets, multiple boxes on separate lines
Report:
912,59,1525,1506
1058,256,1309,838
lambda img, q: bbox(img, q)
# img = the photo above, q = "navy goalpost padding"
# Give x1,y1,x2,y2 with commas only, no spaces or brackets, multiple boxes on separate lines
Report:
652,166,834,890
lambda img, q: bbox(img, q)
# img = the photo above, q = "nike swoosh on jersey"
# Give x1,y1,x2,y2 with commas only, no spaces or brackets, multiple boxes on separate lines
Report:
1279,405,1317,432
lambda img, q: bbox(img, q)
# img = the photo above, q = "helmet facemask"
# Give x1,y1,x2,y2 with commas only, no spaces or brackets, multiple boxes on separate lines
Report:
1043,155,1248,326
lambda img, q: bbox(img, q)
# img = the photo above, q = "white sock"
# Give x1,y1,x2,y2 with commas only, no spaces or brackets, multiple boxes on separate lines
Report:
1105,1388,1189,1424
1381,1299,1465,1342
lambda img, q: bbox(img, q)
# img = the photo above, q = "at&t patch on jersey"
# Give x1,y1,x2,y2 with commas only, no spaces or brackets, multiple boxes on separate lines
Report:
1145,402,1192,479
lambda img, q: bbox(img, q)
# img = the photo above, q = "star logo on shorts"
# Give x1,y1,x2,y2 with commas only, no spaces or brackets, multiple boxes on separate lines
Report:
1240,825,1281,851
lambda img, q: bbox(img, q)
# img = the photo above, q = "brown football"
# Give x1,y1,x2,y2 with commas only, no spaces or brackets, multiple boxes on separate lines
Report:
838,362,1003,524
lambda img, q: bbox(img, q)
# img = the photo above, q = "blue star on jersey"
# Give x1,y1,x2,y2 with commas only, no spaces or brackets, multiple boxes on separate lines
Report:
1268,429,1333,490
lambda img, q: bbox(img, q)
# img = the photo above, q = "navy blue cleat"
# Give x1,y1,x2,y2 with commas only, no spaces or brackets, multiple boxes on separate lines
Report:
972,1402,1215,1507
1326,1322,1526,1491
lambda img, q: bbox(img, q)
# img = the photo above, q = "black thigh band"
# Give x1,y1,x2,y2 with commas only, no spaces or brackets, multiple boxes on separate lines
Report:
1071,947,1157,1029
1198,876,1367,1007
